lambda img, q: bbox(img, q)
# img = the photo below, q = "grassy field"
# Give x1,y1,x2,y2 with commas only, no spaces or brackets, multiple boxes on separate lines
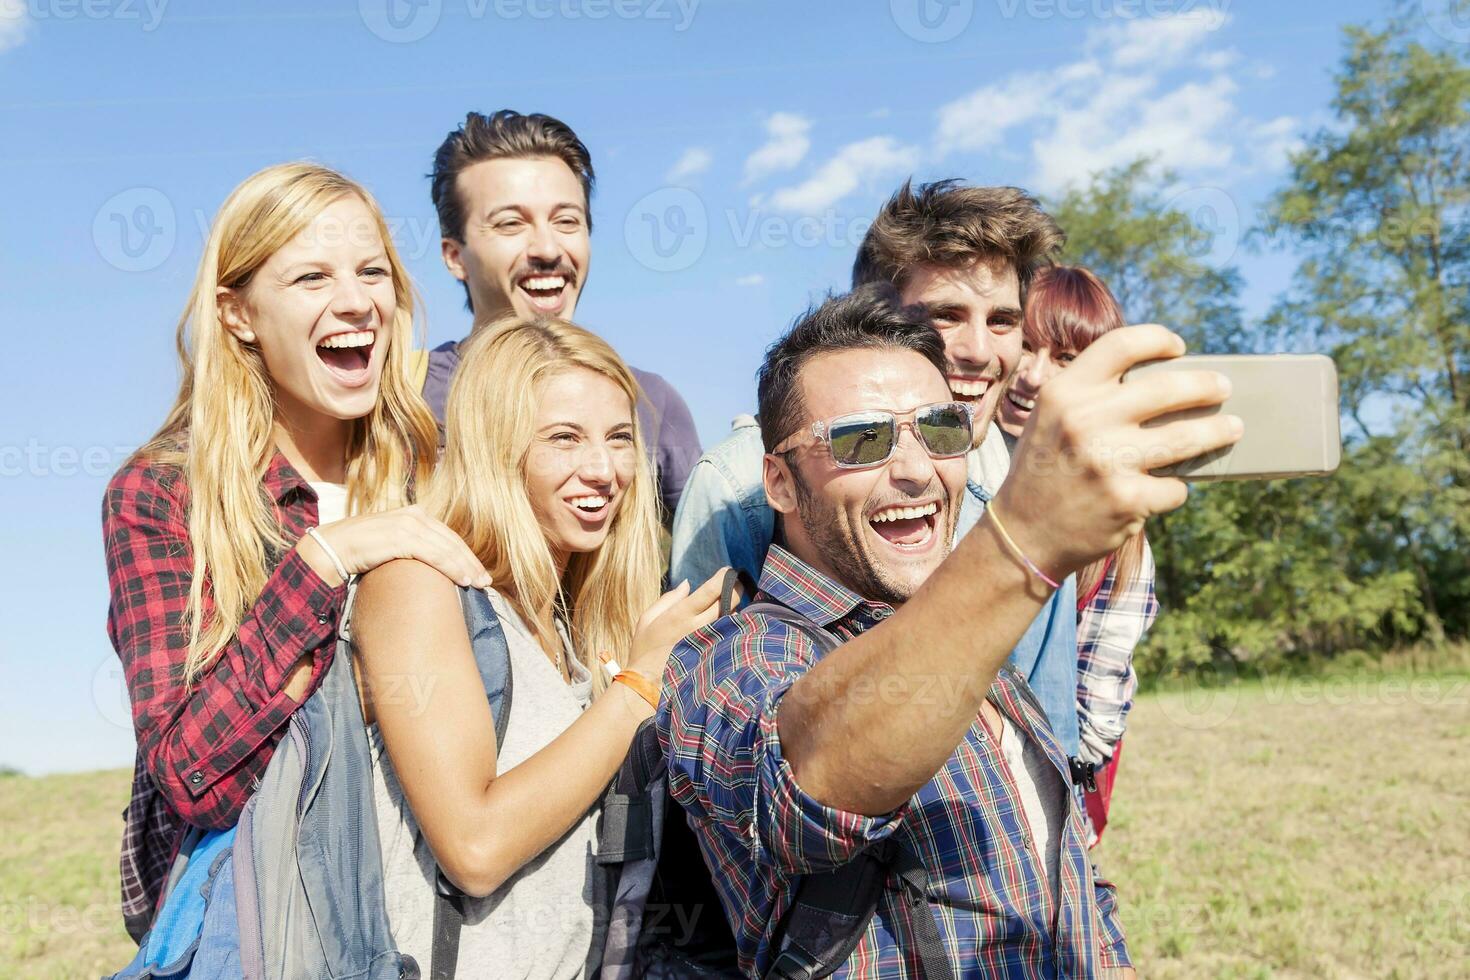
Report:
3,670,1468,978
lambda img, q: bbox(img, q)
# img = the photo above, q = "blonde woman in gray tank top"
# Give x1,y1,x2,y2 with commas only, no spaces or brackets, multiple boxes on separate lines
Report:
350,317,727,977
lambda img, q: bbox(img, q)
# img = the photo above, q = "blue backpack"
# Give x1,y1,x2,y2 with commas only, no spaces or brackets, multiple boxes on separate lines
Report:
107,584,513,980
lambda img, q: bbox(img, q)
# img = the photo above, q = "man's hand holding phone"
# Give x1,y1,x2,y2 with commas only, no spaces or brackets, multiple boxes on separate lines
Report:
993,324,1244,580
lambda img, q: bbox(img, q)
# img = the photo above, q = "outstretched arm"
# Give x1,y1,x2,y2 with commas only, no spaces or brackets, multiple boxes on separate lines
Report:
355,559,723,897
777,326,1241,816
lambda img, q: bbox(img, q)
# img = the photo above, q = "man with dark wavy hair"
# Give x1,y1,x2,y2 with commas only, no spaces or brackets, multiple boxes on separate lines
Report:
670,179,1087,760
660,282,1234,976
420,109,701,522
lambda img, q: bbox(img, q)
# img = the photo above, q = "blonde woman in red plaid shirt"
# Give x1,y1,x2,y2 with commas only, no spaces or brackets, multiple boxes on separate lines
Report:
102,162,492,941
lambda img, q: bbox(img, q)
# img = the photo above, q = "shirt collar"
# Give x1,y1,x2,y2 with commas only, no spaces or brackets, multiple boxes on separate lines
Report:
261,451,313,504
757,544,892,629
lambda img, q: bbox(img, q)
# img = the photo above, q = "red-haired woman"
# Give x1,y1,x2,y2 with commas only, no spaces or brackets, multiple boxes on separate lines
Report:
996,265,1159,844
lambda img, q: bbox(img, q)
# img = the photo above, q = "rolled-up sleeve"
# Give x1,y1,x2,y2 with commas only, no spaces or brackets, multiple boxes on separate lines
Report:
660,616,903,878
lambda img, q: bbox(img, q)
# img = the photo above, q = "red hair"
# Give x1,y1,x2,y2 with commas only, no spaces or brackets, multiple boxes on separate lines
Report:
1023,265,1125,354
1023,265,1146,597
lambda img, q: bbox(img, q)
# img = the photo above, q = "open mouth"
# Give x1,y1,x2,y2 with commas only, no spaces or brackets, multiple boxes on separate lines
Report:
948,375,992,402
316,329,375,387
566,492,612,524
517,273,573,314
1005,389,1036,415
867,500,940,553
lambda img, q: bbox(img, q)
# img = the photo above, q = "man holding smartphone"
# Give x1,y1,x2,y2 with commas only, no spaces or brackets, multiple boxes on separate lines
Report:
658,285,1240,977
670,179,1087,762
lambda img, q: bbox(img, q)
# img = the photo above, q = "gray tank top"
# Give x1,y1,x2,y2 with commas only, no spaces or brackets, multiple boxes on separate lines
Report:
368,588,597,977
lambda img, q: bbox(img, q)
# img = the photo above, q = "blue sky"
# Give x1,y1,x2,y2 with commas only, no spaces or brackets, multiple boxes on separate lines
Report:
1,0,1451,774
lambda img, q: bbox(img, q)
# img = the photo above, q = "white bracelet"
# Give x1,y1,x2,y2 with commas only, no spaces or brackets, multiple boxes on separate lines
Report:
305,526,350,584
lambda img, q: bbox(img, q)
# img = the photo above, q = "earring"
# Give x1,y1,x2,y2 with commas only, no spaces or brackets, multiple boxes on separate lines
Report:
238,331,256,343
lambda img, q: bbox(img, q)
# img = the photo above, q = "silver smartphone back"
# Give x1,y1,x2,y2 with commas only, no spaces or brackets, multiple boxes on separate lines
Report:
1124,354,1342,481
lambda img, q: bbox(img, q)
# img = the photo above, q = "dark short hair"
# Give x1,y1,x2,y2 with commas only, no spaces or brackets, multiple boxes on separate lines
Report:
852,179,1063,303
757,284,948,454
430,109,595,243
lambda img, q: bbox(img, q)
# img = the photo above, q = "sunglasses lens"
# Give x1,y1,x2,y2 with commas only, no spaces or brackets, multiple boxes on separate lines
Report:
917,404,973,457
828,414,895,466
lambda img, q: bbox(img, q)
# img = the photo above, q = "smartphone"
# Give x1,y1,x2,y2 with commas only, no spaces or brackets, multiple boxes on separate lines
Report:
1123,354,1342,480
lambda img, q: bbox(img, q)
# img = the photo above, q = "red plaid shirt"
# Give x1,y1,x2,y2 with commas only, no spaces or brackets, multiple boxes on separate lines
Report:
103,450,344,938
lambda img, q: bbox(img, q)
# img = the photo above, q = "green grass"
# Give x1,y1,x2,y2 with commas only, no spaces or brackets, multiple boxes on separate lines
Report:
4,671,1468,977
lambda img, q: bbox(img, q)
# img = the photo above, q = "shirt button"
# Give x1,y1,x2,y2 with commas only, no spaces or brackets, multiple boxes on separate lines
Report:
1022,832,1033,849
189,771,204,786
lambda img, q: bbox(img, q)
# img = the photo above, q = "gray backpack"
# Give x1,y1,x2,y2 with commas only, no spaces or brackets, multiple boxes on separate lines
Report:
109,583,513,980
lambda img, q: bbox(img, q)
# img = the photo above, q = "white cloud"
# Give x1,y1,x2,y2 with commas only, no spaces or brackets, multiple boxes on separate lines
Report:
1033,74,1237,191
743,112,812,184
1091,8,1228,69
666,147,712,183
767,137,919,214
1244,115,1304,174
735,273,765,287
0,1,31,53
936,62,1099,156
931,9,1296,194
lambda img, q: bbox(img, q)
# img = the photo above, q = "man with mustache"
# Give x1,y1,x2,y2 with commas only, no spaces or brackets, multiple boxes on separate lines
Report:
423,110,701,521
670,179,1087,759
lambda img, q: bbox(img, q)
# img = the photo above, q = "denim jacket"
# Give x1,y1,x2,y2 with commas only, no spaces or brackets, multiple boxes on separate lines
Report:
669,416,1081,757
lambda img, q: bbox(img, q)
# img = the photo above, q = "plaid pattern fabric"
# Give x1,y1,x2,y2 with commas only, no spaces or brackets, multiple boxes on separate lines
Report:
658,545,1131,978
1075,542,1158,767
104,452,344,936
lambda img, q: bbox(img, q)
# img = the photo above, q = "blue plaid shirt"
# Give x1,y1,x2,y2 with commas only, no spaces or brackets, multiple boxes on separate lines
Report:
658,545,1131,978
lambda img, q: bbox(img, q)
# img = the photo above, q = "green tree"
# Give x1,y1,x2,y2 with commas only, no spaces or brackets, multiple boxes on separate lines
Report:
1046,44,1467,676
1262,9,1470,641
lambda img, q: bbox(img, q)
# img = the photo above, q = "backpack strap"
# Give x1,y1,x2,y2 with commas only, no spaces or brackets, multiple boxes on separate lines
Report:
428,587,516,979
409,348,431,394
744,601,956,980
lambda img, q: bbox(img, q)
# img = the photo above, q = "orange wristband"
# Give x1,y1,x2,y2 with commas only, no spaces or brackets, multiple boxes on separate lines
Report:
613,670,659,710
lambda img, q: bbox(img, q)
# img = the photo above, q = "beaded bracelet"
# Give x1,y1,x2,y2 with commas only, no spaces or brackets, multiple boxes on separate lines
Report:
986,504,1061,590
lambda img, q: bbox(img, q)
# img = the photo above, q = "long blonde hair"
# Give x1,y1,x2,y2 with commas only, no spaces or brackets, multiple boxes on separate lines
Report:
132,162,438,685
422,317,662,695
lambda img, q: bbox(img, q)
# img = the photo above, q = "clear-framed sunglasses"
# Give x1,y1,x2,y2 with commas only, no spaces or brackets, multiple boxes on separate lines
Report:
774,400,974,469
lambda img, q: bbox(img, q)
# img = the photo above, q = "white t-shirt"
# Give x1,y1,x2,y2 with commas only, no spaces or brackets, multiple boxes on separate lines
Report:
309,481,349,526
